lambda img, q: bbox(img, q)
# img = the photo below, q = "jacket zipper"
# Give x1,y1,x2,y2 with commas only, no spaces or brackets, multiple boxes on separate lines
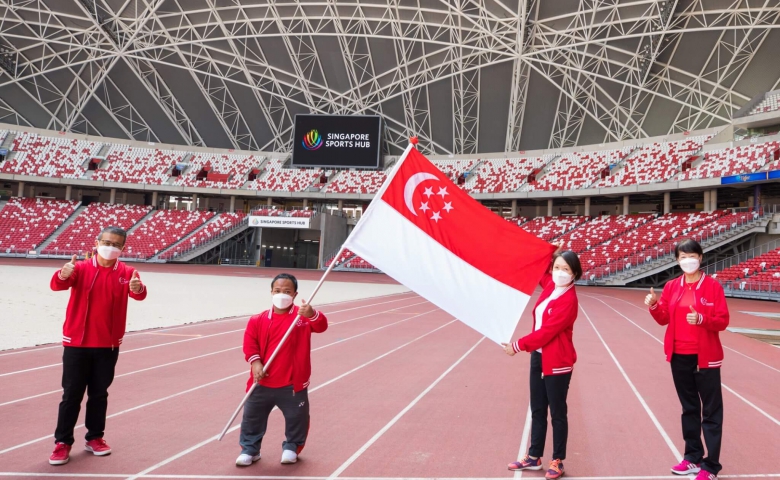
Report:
81,268,100,345
671,279,704,371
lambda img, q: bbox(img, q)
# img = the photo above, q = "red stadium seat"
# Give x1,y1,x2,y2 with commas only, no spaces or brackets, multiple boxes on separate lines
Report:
43,203,152,256
0,198,79,254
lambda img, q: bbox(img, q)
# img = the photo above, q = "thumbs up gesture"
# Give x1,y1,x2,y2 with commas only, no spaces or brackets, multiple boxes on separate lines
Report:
687,305,699,325
129,270,142,294
644,287,658,307
60,254,78,279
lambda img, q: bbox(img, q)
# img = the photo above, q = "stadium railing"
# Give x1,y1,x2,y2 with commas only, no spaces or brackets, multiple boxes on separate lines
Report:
586,206,776,281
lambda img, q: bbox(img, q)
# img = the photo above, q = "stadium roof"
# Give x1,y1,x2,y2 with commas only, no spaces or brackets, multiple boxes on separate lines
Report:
1,0,779,156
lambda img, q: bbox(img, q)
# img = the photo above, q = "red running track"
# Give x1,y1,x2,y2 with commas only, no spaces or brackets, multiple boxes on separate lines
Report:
0,287,779,480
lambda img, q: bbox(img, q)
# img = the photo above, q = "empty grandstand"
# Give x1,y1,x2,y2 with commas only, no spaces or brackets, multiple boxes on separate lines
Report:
0,1,779,301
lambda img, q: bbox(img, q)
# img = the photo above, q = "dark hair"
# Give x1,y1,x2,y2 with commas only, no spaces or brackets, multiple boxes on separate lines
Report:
271,273,298,292
674,239,703,259
97,226,127,244
553,250,583,281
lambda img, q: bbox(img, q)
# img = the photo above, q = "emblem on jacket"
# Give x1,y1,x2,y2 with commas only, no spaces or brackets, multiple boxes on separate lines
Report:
119,277,130,284
700,297,714,307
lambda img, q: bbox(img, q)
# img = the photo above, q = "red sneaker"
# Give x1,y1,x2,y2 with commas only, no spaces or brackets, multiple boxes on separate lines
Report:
85,438,112,456
545,459,565,479
49,443,71,465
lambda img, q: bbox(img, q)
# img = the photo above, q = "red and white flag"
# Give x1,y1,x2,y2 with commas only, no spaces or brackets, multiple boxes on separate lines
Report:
342,144,556,344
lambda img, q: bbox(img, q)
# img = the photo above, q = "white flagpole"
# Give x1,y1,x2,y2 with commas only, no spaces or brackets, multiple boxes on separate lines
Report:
217,245,346,441
218,138,419,442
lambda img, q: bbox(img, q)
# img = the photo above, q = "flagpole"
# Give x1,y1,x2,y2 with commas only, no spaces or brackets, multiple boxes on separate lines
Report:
217,245,347,441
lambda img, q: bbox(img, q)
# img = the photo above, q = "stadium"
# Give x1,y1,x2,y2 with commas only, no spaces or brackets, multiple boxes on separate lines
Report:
0,0,779,479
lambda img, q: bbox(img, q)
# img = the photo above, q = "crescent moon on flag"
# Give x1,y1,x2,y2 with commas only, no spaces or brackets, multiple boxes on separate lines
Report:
403,172,439,216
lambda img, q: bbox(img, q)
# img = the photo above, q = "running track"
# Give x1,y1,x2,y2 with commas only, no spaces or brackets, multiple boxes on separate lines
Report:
1,287,779,480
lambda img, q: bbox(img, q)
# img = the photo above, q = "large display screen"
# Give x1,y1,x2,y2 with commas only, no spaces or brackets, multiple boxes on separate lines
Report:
291,114,382,169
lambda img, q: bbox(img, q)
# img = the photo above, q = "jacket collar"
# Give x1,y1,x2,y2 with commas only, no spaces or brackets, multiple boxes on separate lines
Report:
92,256,119,271
679,271,706,290
268,305,296,319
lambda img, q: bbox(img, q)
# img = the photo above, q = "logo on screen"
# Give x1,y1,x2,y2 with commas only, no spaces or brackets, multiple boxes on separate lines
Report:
302,130,323,150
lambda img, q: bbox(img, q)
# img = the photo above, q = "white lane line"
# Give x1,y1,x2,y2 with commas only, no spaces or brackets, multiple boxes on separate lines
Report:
0,373,246,455
0,297,428,378
0,347,240,408
513,405,533,479
329,301,431,326
124,319,457,480
0,302,432,406
0,293,417,358
328,337,485,479
585,296,780,427
0,308,443,456
1,475,780,479
582,293,780,375
579,304,682,461
0,329,244,378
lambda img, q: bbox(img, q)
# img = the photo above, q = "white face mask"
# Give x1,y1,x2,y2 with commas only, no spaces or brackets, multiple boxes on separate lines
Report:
97,245,121,261
552,270,573,287
679,257,700,274
272,293,294,310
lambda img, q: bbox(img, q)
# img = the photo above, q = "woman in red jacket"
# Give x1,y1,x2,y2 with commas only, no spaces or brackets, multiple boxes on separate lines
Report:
645,239,728,480
503,245,581,480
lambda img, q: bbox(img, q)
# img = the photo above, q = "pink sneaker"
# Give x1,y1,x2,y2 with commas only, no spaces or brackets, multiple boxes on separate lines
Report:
49,443,71,465
85,438,112,456
671,459,701,475
508,455,542,471
695,471,717,480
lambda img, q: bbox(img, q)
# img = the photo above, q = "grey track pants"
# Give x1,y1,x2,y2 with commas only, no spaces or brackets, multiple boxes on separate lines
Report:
239,385,310,456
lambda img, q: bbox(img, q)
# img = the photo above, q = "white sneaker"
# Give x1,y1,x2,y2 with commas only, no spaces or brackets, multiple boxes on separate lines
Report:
235,453,261,466
281,450,298,464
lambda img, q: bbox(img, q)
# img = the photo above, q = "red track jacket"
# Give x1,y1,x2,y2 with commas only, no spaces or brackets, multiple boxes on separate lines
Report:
243,306,328,392
649,272,729,369
50,257,147,348
513,272,579,376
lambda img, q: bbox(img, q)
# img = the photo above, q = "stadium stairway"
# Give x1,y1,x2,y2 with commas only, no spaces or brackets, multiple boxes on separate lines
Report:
149,212,254,263
122,208,158,242
596,211,774,286
0,132,15,150
35,204,87,254
146,213,224,262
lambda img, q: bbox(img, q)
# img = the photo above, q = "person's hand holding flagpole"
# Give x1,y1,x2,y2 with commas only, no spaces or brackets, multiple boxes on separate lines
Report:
218,135,556,440
217,246,345,441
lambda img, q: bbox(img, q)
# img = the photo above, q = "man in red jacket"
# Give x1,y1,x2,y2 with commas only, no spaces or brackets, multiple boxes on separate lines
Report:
236,273,328,467
48,226,147,466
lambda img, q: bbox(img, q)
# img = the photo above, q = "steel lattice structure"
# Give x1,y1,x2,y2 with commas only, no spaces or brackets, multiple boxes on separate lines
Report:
1,0,779,156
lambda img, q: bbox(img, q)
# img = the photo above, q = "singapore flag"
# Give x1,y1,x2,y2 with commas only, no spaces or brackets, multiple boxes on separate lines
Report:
342,143,557,345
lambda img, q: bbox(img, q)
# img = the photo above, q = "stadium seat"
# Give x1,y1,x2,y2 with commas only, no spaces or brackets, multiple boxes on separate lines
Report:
556,214,656,253
518,216,590,241
464,156,554,194
680,142,780,180
323,169,387,194
159,212,247,260
594,136,711,187
526,147,633,191
749,92,780,115
249,159,322,192
0,132,101,179
43,203,152,256
0,197,79,254
93,145,184,185
122,209,215,259
580,211,726,279
174,154,261,189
